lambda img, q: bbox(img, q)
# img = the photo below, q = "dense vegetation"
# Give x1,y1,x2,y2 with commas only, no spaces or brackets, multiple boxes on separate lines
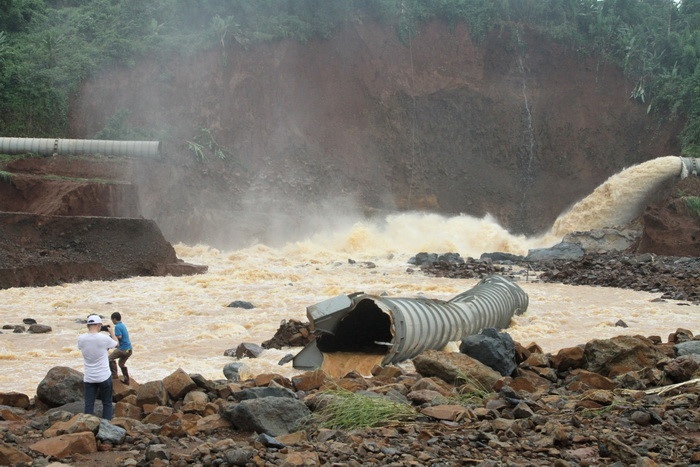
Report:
1,0,699,155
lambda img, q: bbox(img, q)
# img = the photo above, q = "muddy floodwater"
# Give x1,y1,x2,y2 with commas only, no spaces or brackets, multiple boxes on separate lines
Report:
1,238,697,398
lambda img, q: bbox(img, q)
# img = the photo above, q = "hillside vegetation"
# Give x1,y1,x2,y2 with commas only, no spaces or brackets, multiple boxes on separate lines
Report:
1,0,700,155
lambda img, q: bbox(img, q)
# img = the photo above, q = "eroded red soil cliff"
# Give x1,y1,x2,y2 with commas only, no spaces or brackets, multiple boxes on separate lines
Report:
68,20,683,247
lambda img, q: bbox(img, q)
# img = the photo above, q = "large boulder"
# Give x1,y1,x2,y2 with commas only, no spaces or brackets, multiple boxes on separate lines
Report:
459,328,517,376
412,349,502,391
221,397,310,436
584,335,669,377
37,367,84,407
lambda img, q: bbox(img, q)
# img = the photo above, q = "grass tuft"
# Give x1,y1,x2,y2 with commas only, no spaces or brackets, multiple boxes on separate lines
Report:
310,389,417,430
684,196,700,216
452,368,492,404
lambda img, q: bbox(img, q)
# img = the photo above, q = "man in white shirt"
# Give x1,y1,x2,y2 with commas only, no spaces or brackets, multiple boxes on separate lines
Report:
77,314,118,419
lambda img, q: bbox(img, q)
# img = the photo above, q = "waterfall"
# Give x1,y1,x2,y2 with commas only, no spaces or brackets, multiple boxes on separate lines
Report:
550,156,684,237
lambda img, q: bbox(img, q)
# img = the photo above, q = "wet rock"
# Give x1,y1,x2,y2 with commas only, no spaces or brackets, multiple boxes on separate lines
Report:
262,319,315,349
27,324,52,333
234,342,264,358
227,300,254,309
223,362,243,382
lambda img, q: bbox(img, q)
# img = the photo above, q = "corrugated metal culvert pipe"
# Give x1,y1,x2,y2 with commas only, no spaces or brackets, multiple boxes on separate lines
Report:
292,275,528,370
680,157,700,178
0,137,161,158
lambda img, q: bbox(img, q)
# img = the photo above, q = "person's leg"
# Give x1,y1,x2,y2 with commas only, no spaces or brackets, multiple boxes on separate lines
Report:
99,376,114,420
108,350,121,378
84,382,97,415
109,360,118,379
118,350,132,384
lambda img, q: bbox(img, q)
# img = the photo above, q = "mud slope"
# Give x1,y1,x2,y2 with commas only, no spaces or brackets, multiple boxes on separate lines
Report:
68,20,682,248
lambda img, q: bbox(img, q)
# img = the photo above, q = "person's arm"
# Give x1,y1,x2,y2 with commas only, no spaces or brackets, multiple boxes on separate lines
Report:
108,326,118,345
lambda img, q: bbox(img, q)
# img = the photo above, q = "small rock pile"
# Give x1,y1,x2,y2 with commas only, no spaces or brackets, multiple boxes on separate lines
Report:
0,329,698,466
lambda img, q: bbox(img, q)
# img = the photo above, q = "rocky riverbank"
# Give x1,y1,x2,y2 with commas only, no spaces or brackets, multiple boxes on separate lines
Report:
418,252,700,304
0,325,698,466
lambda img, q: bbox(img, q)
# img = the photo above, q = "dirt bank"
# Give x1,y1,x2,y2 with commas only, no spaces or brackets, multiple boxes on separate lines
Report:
0,156,206,289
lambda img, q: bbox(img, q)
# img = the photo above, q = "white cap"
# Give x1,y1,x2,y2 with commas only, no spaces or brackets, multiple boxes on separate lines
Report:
86,315,102,325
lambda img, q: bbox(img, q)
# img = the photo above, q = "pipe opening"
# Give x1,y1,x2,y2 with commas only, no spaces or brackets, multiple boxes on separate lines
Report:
316,298,392,354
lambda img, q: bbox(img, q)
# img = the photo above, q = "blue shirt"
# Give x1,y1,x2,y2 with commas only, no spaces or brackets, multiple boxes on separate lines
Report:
114,322,132,351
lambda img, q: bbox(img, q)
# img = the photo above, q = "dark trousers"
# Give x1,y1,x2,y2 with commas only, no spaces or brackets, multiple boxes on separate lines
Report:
84,376,113,420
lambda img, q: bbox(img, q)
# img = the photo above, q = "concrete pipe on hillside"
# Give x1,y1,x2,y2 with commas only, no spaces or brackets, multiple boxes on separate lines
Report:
680,157,700,178
292,274,529,370
0,137,161,158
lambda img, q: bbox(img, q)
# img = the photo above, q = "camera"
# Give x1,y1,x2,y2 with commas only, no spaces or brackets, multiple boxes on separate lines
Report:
101,325,110,332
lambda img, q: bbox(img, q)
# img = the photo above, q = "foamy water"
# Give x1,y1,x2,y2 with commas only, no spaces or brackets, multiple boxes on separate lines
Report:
0,156,697,397
552,155,683,235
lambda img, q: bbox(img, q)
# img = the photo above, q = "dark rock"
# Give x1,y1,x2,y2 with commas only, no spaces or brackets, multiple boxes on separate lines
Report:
232,387,296,401
235,342,264,359
224,447,255,466
675,340,700,356
525,242,585,262
278,353,294,365
262,319,315,349
97,419,126,444
28,324,52,333
221,397,311,436
223,362,244,382
459,328,517,376
227,300,254,309
661,355,700,383
257,433,285,448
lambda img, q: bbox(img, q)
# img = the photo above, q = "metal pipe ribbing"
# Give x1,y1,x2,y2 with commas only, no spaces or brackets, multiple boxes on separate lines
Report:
0,137,161,158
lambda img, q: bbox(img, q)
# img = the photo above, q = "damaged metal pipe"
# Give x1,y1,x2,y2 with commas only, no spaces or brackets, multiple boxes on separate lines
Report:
292,275,528,370
0,137,161,158
679,157,700,178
